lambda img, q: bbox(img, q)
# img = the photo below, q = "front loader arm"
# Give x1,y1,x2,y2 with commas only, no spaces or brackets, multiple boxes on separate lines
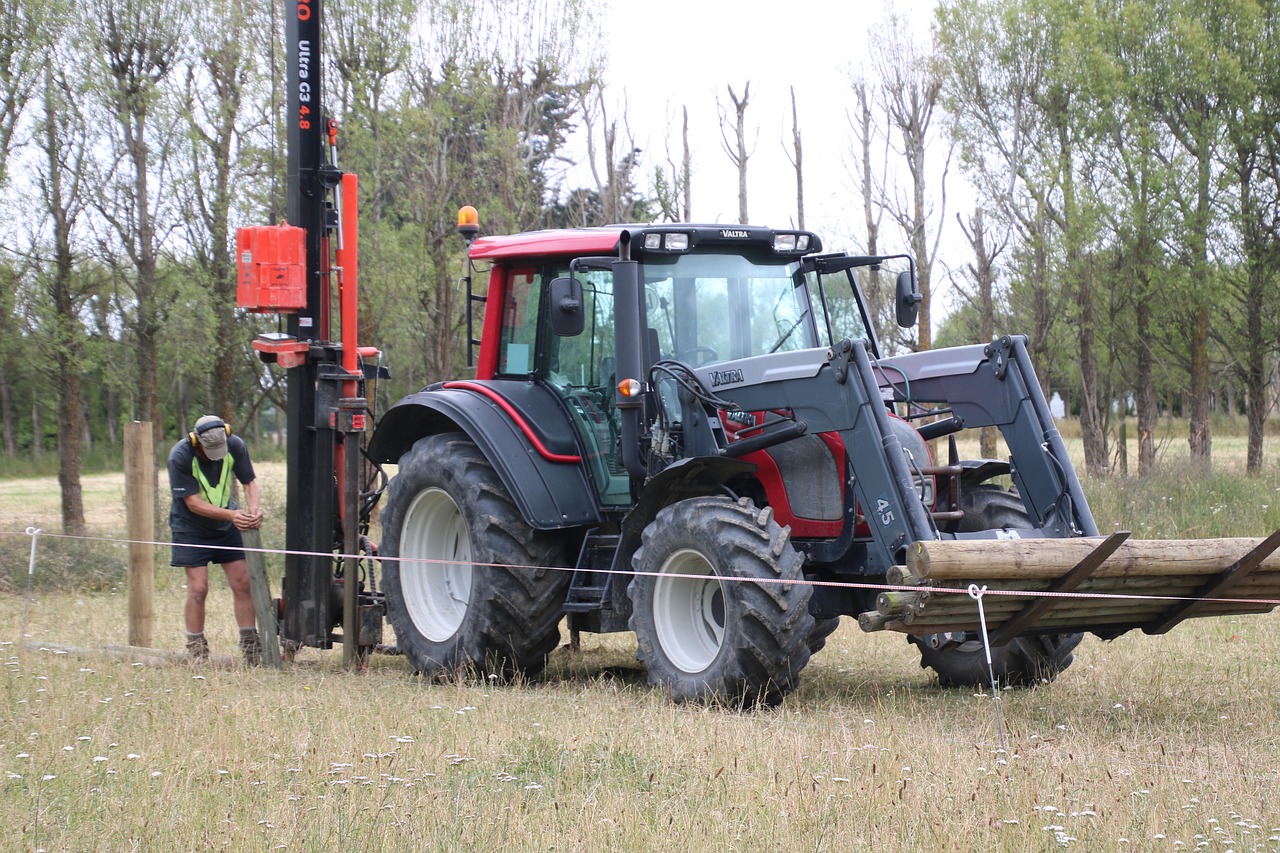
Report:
696,335,1098,572
700,340,942,573
874,335,1098,538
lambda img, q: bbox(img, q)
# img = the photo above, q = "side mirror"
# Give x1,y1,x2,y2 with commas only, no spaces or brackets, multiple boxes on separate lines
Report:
896,270,922,328
548,276,585,337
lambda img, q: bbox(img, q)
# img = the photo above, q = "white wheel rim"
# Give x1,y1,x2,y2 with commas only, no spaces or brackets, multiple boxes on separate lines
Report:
653,548,726,673
399,487,472,642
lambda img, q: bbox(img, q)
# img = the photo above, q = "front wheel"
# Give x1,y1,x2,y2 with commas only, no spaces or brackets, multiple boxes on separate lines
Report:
910,484,1082,687
628,496,815,707
380,433,569,679
911,632,1083,688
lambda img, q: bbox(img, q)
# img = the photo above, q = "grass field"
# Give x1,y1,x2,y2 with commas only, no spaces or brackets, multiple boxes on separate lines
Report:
2,428,1280,850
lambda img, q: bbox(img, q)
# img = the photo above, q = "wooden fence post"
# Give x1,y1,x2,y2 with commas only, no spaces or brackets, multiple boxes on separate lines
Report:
241,527,282,668
125,421,154,648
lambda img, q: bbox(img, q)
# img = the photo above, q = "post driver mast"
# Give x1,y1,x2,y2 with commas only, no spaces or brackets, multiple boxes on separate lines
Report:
234,0,383,665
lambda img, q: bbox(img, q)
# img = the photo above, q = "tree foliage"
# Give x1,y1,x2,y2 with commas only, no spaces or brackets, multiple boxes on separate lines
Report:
5,0,1280,536
936,0,1280,474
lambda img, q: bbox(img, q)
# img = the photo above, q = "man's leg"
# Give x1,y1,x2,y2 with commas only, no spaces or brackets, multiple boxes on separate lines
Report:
185,565,211,633
222,559,261,664
183,565,211,660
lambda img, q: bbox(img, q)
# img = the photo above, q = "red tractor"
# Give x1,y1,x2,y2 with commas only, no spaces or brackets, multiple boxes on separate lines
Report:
361,219,1279,706
240,0,1280,706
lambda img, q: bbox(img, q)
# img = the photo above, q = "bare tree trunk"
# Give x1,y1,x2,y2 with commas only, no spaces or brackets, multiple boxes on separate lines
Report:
57,374,85,533
1135,297,1157,475
42,64,88,533
425,229,457,381
96,0,183,460
105,386,118,448
31,392,41,460
1188,305,1212,464
719,82,753,225
870,23,948,353
81,404,91,455
850,81,888,336
788,86,803,230
0,370,13,457
1246,358,1266,475
681,106,691,220
1077,257,1108,476
958,207,1005,458
1030,204,1053,399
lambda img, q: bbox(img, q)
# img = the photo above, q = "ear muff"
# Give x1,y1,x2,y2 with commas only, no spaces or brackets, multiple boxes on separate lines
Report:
189,419,232,446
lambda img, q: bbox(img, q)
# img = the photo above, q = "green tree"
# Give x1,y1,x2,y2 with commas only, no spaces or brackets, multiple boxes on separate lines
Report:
1217,1,1280,474
31,59,97,531
181,0,271,419
0,0,48,457
90,0,187,452
938,0,1111,474
1090,0,1179,475
0,0,44,183
1146,0,1244,466
866,14,950,353
936,0,1070,398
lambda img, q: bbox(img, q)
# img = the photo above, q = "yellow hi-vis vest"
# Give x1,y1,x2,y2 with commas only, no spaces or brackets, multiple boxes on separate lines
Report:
192,453,234,509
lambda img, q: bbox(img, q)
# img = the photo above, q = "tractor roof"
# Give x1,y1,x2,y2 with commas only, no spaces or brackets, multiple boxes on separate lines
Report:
468,224,823,261
468,227,625,260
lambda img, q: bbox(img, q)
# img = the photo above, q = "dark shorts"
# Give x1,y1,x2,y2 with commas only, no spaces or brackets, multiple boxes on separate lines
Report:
171,527,247,568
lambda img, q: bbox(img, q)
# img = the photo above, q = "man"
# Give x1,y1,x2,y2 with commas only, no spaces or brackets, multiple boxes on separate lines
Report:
167,414,264,664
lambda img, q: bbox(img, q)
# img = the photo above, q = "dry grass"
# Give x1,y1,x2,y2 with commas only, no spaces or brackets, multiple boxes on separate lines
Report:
0,463,290,535
3,594,1278,850
2,430,1280,849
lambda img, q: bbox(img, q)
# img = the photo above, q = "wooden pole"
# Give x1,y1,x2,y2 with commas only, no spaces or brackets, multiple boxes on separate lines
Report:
342,428,361,669
241,527,282,668
125,422,154,647
908,536,1280,580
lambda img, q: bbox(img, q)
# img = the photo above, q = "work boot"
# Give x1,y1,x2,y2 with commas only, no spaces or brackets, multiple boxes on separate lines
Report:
186,632,209,663
239,627,262,667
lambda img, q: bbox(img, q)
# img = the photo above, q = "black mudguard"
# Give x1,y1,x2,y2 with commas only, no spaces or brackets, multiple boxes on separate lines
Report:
620,456,758,551
368,382,603,530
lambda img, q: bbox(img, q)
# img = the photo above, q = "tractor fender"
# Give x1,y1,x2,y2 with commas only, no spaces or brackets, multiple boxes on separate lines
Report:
368,384,602,530
619,456,759,559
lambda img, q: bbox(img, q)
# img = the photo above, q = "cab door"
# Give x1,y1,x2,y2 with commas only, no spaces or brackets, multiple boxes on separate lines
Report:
544,267,630,506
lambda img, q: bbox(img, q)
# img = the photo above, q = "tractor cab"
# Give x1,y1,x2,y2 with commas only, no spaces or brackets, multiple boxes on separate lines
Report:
465,224,890,513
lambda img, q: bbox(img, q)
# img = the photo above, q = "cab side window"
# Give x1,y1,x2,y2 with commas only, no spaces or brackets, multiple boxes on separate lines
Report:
547,269,615,388
498,268,541,376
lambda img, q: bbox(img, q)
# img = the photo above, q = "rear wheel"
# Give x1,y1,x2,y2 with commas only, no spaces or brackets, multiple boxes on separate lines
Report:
628,496,815,707
381,433,569,679
910,485,1083,688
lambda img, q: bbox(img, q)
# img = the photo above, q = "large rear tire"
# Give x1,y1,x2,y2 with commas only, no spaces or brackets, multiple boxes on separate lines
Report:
910,485,1083,688
381,433,569,679
628,496,815,707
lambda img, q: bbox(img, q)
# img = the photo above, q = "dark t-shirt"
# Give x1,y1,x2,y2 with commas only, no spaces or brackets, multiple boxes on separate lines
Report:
167,434,256,539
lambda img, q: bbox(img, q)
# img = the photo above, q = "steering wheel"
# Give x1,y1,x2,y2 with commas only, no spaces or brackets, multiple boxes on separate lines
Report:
674,346,719,367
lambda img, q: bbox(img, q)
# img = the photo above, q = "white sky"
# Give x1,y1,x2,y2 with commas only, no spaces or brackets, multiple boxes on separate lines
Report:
601,0,951,259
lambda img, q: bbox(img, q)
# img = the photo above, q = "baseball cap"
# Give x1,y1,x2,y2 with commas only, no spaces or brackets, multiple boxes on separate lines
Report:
194,415,229,460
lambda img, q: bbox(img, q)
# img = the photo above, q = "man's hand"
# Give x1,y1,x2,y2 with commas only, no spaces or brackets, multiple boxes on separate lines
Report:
233,508,263,530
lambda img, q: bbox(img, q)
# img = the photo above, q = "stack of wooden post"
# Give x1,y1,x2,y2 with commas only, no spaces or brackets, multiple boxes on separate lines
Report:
858,531,1280,642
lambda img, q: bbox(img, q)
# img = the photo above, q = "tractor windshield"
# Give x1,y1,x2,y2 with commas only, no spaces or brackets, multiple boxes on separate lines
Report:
807,267,878,356
642,252,818,365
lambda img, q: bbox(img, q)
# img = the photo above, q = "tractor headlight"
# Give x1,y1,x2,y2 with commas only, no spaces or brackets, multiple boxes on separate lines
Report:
773,233,810,253
642,232,690,252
